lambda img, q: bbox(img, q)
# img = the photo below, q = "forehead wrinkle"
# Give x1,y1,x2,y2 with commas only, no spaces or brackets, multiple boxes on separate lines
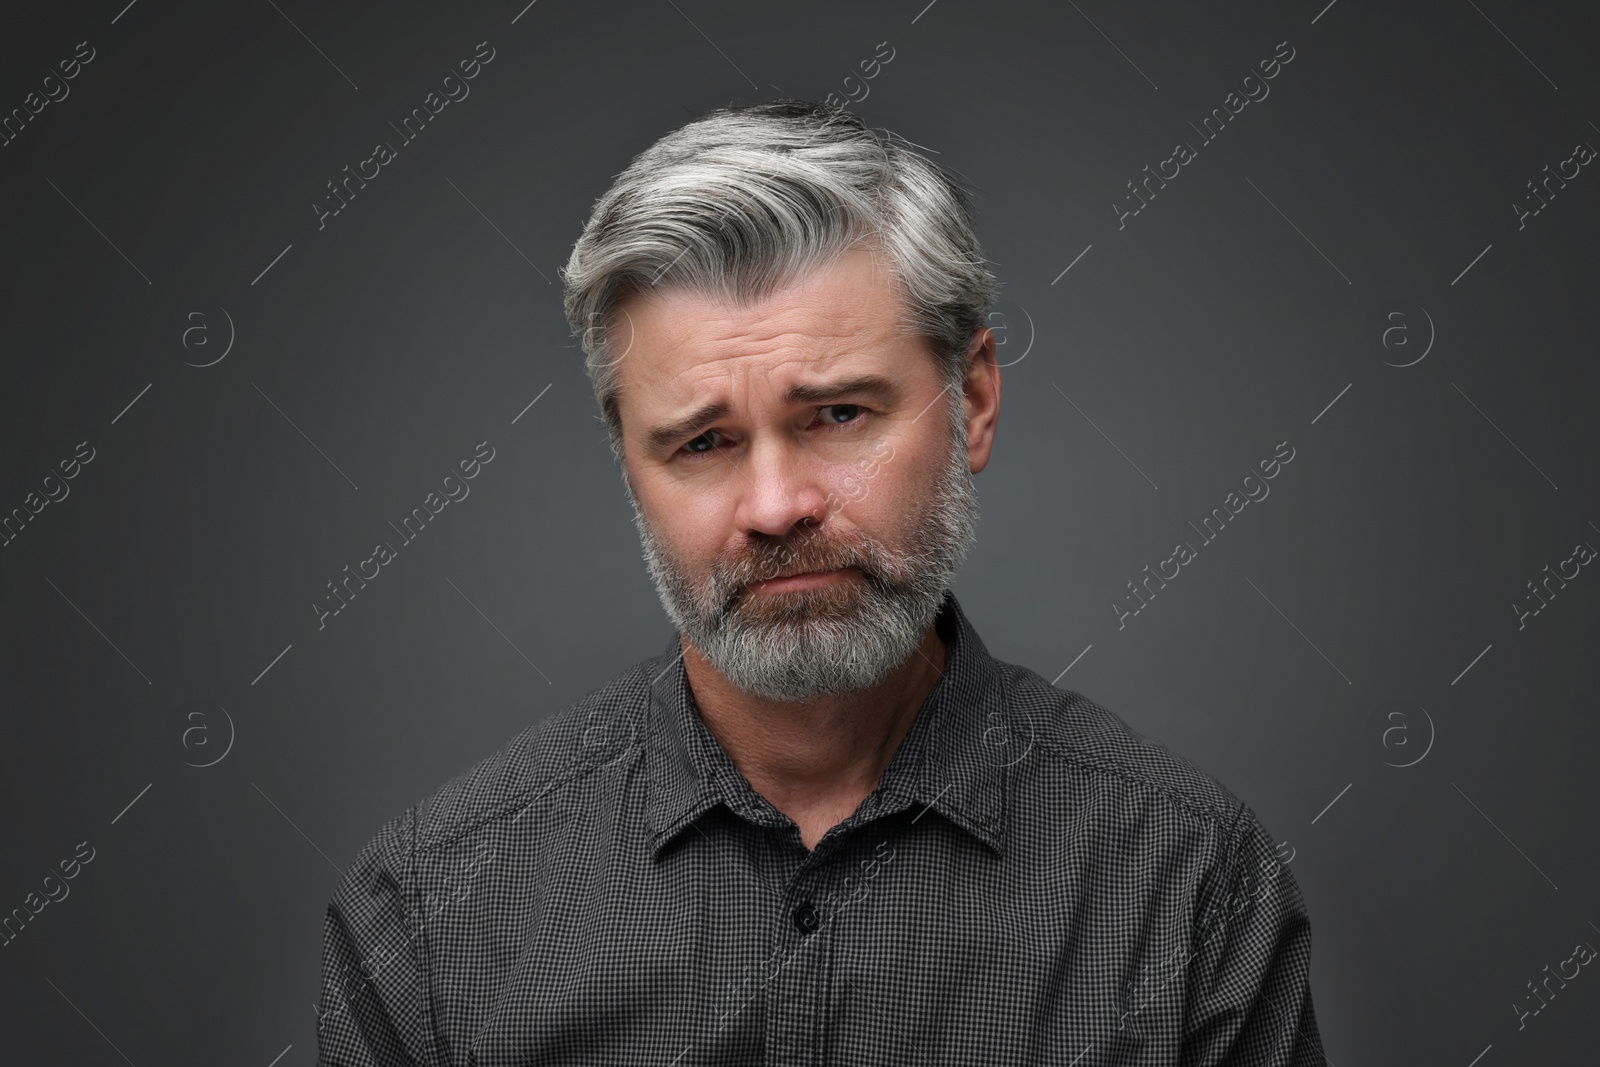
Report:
618,247,915,447
648,260,895,367
680,348,879,442
629,310,854,408
671,303,869,370
628,245,901,357
654,318,853,406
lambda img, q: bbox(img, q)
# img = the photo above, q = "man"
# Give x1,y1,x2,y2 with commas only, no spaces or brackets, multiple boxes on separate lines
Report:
318,100,1325,1065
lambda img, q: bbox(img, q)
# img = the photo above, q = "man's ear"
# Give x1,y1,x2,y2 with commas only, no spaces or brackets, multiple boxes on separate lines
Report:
962,327,1001,474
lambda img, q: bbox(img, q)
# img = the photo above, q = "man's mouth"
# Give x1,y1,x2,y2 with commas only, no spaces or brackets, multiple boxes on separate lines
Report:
747,567,855,594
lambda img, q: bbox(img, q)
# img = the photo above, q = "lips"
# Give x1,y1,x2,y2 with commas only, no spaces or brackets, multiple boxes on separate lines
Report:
748,566,854,591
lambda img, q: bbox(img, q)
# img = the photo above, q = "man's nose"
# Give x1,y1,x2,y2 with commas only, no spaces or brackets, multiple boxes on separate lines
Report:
732,437,830,537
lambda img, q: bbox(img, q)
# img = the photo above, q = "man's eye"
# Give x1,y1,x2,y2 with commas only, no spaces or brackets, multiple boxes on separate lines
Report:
677,408,863,458
682,431,720,455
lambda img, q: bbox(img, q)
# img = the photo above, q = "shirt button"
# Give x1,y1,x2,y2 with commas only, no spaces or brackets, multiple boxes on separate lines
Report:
792,901,819,936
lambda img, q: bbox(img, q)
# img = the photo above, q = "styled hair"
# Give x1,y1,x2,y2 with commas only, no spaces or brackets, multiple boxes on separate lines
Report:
559,99,1000,463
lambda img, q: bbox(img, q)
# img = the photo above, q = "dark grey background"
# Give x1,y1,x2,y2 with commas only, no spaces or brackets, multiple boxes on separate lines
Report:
2,0,1596,1063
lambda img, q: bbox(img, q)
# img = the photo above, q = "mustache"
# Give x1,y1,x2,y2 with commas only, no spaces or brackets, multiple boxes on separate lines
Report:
709,532,884,607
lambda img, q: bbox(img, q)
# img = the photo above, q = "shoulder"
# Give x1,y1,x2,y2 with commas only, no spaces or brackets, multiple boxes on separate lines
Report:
993,659,1248,835
400,655,657,856
991,658,1304,925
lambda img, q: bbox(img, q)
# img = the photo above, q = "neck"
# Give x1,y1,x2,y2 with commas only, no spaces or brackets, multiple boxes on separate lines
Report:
680,619,949,845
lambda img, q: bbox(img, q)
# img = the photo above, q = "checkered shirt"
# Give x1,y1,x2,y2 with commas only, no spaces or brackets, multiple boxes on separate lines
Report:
318,591,1326,1066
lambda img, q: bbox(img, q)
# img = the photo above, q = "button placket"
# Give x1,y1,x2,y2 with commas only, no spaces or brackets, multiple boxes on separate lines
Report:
792,899,820,935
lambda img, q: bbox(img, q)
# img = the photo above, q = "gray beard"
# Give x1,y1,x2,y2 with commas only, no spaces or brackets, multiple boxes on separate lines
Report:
626,402,979,702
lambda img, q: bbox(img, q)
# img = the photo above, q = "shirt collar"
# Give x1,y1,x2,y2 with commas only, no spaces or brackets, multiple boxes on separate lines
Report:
643,590,1008,859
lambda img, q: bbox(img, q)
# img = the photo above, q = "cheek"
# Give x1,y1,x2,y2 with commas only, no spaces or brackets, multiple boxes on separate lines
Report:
825,446,927,530
651,483,737,562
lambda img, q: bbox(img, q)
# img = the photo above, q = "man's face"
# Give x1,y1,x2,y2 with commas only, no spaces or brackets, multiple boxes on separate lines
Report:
611,245,995,701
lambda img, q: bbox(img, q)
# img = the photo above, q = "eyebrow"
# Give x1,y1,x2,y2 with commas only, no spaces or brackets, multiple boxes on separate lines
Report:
641,373,904,457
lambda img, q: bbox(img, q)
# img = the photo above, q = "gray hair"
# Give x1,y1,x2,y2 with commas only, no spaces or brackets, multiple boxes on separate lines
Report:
559,99,1001,464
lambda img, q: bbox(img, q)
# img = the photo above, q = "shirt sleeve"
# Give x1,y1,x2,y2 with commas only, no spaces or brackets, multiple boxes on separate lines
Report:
316,807,445,1067
1179,803,1326,1067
